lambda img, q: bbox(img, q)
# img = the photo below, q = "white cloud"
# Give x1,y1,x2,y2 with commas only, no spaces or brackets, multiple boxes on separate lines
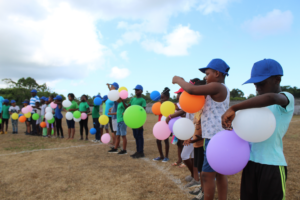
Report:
142,25,201,56
242,9,293,37
120,51,129,61
113,31,141,48
109,67,130,79
70,80,86,86
198,0,235,15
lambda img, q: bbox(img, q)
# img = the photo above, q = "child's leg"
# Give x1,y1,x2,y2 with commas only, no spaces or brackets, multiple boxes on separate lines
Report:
176,140,184,164
132,129,138,152
53,121,56,136
121,136,127,150
181,145,194,177
201,172,216,200
114,136,120,149
156,139,164,158
136,127,144,154
79,120,83,139
84,119,88,139
5,119,9,132
55,118,59,137
71,128,75,139
164,138,170,158
216,173,227,200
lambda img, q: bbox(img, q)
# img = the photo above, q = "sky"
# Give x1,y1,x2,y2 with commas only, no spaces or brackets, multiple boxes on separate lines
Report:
0,0,299,98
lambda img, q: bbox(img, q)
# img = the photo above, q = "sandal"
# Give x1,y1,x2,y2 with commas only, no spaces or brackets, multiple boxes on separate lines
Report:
171,162,181,166
178,163,186,168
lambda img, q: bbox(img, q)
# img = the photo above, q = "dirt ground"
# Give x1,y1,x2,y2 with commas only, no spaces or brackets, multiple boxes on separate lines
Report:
0,114,299,200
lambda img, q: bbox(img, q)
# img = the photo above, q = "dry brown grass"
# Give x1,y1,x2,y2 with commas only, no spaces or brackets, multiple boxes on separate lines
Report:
0,114,299,200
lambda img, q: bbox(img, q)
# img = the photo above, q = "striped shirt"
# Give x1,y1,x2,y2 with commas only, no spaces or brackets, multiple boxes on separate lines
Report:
30,96,40,113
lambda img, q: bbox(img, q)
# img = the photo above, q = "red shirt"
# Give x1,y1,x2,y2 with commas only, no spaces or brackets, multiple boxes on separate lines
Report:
158,114,162,121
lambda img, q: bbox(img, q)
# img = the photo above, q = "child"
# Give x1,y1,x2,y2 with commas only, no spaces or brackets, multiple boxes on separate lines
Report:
22,99,31,135
35,100,41,136
40,97,48,137
30,89,39,135
79,95,90,140
54,95,64,138
64,93,78,139
1,99,10,134
91,94,102,143
9,100,20,134
47,95,56,137
222,59,293,200
173,58,230,200
153,87,171,162
122,85,147,159
99,95,110,137
0,96,3,133
108,98,127,154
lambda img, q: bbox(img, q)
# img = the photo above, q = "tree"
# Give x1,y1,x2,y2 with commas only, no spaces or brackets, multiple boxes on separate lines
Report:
230,88,245,98
281,86,300,98
247,94,256,99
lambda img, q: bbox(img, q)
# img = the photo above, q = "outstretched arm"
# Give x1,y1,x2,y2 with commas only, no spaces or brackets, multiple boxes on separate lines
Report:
222,93,289,129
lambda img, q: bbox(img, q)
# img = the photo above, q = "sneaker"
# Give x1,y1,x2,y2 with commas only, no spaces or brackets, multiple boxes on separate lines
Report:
91,139,97,142
118,150,127,155
185,179,200,188
108,148,118,153
130,152,138,157
189,187,202,196
191,191,204,200
4,131,8,134
153,157,163,161
96,140,102,143
162,157,169,162
133,152,145,159
185,176,193,182
61,136,64,139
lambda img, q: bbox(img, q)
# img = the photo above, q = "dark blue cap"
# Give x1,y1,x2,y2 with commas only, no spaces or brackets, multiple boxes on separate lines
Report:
111,82,119,90
93,94,102,98
11,100,16,103
4,99,9,103
54,95,63,101
41,96,46,100
22,100,29,104
243,59,283,85
31,89,37,93
102,95,108,101
44,98,49,102
199,59,230,76
134,85,143,91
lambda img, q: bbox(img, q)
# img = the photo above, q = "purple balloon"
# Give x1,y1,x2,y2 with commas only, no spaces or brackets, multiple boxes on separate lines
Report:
207,130,250,175
168,117,180,133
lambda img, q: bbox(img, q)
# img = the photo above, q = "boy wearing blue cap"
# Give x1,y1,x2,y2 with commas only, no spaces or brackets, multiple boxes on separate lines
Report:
222,59,293,200
54,95,64,138
173,58,230,200
91,94,102,143
1,99,10,134
122,85,147,158
106,83,119,145
9,100,20,134
30,89,39,135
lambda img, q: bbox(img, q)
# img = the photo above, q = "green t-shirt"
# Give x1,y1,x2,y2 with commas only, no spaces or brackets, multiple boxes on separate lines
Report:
79,102,89,112
65,100,79,113
130,97,146,107
117,103,126,123
2,105,10,119
102,103,106,115
92,105,100,118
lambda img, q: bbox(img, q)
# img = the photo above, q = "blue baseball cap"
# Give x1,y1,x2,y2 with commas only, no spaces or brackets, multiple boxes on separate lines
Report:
134,85,143,91
44,98,49,102
199,59,230,76
102,95,108,101
93,94,102,98
243,59,283,85
31,89,37,93
11,100,16,103
4,99,9,103
110,82,119,90
41,96,46,100
54,95,63,101
22,99,29,104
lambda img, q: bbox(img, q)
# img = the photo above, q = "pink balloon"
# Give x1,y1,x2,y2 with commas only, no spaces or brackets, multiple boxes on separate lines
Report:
27,106,33,113
119,90,128,100
22,107,28,114
81,113,87,120
50,102,57,109
153,121,171,140
101,133,111,144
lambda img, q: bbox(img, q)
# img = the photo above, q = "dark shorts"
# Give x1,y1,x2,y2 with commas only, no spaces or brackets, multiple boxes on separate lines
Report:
109,117,114,132
2,118,9,125
241,161,287,200
66,119,75,129
194,147,204,172
202,139,215,172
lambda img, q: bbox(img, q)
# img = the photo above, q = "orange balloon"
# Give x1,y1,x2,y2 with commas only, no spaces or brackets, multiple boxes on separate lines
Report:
152,102,161,115
19,116,26,123
40,122,46,128
179,91,205,113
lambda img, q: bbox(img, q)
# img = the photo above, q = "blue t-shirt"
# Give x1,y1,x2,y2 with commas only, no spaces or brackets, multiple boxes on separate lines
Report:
0,96,4,113
250,92,294,166
105,99,114,117
55,106,63,119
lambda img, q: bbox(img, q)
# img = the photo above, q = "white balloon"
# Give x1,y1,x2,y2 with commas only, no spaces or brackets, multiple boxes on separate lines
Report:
66,112,73,120
108,90,120,101
45,112,53,120
173,118,194,140
232,107,276,143
74,117,81,122
62,100,72,108
161,116,167,121
45,107,52,113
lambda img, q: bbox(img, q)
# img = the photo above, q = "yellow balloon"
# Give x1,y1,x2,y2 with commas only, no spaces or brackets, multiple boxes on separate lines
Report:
99,115,109,125
12,113,18,120
25,112,31,118
160,101,176,117
118,87,128,92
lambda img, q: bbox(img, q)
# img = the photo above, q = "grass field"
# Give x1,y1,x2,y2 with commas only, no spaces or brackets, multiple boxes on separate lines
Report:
0,114,299,200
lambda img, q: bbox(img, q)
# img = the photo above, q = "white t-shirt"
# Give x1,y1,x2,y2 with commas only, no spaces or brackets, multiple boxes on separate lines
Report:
41,104,47,116
9,106,20,113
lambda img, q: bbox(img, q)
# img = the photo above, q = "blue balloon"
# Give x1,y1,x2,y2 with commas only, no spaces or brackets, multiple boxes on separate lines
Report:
90,128,96,135
150,91,161,101
19,114,23,117
93,97,102,106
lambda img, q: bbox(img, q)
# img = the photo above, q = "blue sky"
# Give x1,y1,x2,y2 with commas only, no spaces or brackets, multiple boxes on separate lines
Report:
0,0,299,98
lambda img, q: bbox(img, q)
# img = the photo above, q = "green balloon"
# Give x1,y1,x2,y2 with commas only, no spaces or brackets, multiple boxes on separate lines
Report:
47,118,55,124
32,113,40,120
73,111,81,119
0,119,2,124
124,105,147,129
51,129,54,135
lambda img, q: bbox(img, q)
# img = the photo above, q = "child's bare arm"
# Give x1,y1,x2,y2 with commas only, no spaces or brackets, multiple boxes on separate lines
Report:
108,112,116,115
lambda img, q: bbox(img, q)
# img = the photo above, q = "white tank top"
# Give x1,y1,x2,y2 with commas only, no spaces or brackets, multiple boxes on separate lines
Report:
201,84,230,139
